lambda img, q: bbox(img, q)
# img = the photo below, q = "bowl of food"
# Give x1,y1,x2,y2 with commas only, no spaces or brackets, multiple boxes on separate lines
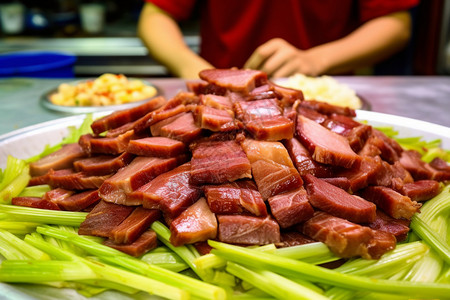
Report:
41,73,160,113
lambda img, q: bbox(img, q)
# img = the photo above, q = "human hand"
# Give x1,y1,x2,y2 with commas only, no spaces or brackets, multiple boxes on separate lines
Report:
244,38,325,78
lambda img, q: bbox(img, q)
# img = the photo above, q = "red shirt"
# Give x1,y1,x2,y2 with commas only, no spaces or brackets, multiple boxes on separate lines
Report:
145,0,419,69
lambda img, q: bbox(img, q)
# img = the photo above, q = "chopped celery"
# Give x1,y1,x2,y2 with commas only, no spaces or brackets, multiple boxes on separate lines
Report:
209,240,450,298
0,156,27,191
140,251,189,272
402,249,443,283
0,204,87,226
273,242,339,264
0,229,50,261
18,185,51,198
0,221,40,235
0,165,30,204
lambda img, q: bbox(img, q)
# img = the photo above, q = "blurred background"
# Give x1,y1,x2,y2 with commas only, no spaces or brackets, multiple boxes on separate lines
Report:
0,0,449,77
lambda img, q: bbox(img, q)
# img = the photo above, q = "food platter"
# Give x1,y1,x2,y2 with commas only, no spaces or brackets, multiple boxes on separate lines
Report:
40,78,161,114
1,110,449,169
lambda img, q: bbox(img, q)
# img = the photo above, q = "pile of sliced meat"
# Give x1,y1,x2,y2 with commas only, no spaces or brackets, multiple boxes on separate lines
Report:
14,68,450,259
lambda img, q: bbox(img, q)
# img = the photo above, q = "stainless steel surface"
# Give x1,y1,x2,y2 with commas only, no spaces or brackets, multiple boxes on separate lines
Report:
0,76,449,137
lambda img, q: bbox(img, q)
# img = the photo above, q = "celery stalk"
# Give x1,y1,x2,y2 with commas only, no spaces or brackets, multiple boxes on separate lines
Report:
273,242,339,264
18,185,51,198
0,156,26,191
209,240,450,298
0,221,40,235
0,165,30,204
0,229,50,261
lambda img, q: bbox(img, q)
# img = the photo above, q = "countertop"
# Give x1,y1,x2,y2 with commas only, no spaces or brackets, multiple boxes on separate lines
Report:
0,76,449,137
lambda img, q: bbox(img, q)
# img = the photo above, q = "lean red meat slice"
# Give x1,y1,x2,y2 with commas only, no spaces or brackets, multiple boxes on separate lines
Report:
241,139,302,199
199,94,233,111
279,231,315,247
130,163,201,218
99,156,182,205
268,187,314,228
401,180,441,202
78,200,134,238
193,105,238,132
199,68,267,94
111,207,161,244
48,169,110,190
204,180,267,216
42,187,74,203
217,215,280,245
296,115,361,168
90,96,166,134
127,137,186,157
103,229,158,257
360,186,421,219
158,112,203,144
298,100,356,117
303,211,395,259
170,198,217,246
11,196,61,210
235,99,294,141
283,137,333,177
73,152,135,176
335,156,383,193
79,130,136,155
368,210,410,242
29,143,86,176
303,174,376,223
56,189,100,211
190,139,252,185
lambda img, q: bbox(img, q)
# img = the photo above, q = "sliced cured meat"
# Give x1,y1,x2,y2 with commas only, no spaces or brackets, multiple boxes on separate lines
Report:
360,186,421,219
296,115,361,168
217,215,280,245
368,210,410,242
186,80,227,96
78,200,134,238
42,187,74,203
199,94,233,111
267,81,304,107
99,156,182,205
194,105,238,132
79,130,136,155
204,180,267,216
366,230,397,259
335,156,383,192
150,112,186,136
158,112,203,144
170,198,217,247
111,207,161,244
29,143,86,176
303,174,376,223
241,139,302,199
268,187,314,228
303,211,394,259
362,133,399,164
11,196,61,210
56,189,100,212
28,174,50,186
199,68,267,94
235,99,294,141
283,138,333,177
401,180,441,202
103,230,158,257
190,139,252,185
297,106,328,124
127,137,186,158
320,177,351,191
131,163,201,218
48,169,110,190
90,96,166,134
73,152,135,176
345,124,372,153
429,157,450,172
278,231,315,247
298,100,356,117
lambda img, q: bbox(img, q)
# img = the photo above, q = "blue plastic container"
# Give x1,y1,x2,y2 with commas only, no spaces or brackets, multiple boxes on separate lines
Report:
0,51,76,78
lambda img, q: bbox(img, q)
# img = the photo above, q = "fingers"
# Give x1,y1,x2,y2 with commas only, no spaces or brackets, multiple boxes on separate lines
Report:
244,38,284,70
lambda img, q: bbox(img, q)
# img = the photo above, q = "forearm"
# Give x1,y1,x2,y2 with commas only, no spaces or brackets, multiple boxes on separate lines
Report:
137,3,213,78
308,11,412,74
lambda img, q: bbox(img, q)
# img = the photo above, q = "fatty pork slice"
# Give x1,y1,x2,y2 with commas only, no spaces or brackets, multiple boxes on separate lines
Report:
56,189,100,211
399,150,450,181
296,115,361,168
335,156,383,193
190,139,252,185
199,94,233,112
235,99,294,141
268,187,314,228
12,196,61,210
283,137,333,177
73,152,135,176
48,169,110,190
298,100,356,117
170,198,217,247
368,210,410,242
303,174,376,223
130,163,201,218
127,137,186,158
29,143,86,177
204,180,267,216
303,211,396,259
90,96,166,135
217,215,280,245
158,112,203,144
79,130,136,155
360,186,421,220
241,139,302,199
186,80,227,96
401,180,441,202
194,105,238,132
111,206,161,244
103,230,158,257
42,187,73,203
98,156,183,205
199,68,267,94
78,200,134,238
